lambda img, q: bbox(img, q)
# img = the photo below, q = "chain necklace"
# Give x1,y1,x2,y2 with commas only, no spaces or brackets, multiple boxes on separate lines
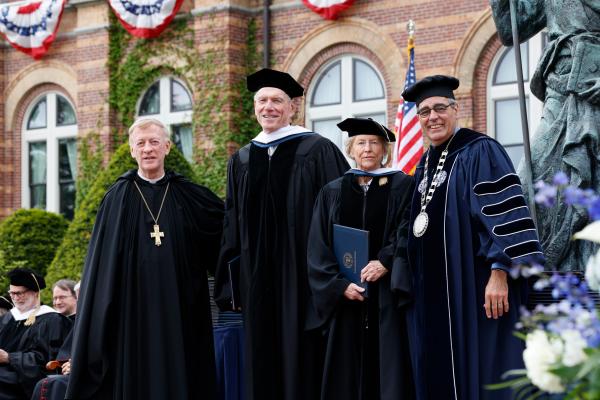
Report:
413,134,455,237
133,181,170,246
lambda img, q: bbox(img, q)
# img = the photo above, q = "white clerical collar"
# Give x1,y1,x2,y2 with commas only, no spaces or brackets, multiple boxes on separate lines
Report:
252,125,310,145
137,171,165,184
10,305,56,321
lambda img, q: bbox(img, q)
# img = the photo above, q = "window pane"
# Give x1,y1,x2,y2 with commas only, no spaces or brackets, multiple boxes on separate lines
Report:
353,59,384,101
57,95,76,126
29,142,47,209
494,42,529,84
311,62,341,106
172,124,193,161
139,82,160,115
357,113,386,126
313,118,343,149
504,144,524,171
495,98,529,145
58,138,76,219
171,79,192,112
27,98,47,129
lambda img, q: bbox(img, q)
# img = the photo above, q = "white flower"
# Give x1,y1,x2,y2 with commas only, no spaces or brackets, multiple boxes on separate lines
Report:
584,248,600,291
573,221,600,243
560,329,588,367
523,330,565,393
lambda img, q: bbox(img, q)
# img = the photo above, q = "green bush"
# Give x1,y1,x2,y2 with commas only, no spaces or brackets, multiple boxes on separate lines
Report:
46,143,198,290
0,209,68,295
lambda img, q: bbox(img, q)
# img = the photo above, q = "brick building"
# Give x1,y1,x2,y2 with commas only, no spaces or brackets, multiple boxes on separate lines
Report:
0,0,545,220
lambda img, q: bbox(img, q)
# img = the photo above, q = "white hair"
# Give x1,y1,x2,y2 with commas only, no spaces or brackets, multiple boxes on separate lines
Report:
128,118,170,145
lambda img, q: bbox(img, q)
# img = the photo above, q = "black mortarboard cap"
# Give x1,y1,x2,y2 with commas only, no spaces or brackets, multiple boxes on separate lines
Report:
247,68,304,98
401,75,460,106
0,295,12,310
7,268,46,291
337,117,396,142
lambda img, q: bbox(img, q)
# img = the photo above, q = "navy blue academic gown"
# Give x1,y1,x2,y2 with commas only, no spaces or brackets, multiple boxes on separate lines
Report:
406,129,544,400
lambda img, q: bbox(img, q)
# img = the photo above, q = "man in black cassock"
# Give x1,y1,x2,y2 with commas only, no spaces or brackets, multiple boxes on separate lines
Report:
65,118,224,400
214,68,349,400
402,76,545,400
0,268,71,400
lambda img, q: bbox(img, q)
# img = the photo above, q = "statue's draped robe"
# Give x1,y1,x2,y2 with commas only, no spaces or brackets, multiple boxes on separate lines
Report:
490,0,600,271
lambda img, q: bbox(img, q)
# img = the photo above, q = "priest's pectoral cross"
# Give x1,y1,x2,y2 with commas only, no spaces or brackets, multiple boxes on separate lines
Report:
150,224,164,246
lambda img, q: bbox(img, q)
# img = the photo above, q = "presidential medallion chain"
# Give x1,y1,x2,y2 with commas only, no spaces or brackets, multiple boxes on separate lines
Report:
133,181,170,246
413,135,455,238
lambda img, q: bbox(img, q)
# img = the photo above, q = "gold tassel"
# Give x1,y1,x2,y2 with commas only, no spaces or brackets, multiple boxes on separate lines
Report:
379,177,388,186
24,305,39,326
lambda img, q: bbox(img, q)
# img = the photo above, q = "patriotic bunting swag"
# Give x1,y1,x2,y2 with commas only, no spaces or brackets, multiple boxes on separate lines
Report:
0,0,66,59
302,0,354,20
108,0,184,38
393,35,423,175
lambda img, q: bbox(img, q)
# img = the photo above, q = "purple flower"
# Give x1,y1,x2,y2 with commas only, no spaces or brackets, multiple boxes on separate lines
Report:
553,172,569,186
588,197,600,221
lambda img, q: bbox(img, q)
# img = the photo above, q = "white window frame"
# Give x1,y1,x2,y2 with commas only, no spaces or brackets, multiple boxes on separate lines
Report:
306,55,387,156
136,76,193,159
21,92,77,214
487,33,545,156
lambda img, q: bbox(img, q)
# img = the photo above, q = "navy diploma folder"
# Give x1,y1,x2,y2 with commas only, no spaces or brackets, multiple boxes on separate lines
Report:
333,224,369,297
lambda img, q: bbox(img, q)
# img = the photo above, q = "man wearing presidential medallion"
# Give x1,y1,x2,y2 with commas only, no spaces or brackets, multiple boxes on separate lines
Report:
66,118,224,400
403,75,544,400
215,68,349,400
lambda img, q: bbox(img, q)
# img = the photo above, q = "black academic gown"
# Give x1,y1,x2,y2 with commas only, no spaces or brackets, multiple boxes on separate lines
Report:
406,129,545,400
214,133,349,400
307,171,415,400
66,170,224,400
31,316,75,400
0,309,71,400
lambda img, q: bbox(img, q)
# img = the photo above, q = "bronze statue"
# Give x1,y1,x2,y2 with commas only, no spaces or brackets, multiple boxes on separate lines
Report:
490,0,600,271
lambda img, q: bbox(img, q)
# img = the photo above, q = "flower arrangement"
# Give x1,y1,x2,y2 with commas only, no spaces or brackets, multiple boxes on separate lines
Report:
492,172,600,399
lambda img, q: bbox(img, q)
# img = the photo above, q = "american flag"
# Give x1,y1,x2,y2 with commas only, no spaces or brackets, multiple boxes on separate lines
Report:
392,40,422,175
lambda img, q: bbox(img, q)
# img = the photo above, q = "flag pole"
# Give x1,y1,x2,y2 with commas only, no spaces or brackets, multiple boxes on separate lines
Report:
508,0,538,226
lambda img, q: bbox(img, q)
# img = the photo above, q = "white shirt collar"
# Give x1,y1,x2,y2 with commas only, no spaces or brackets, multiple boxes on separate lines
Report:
10,305,57,321
137,170,165,184
252,125,310,145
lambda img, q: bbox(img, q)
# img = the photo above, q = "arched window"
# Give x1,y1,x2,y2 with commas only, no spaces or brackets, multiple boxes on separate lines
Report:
306,56,387,156
137,77,194,161
22,92,77,219
487,33,546,169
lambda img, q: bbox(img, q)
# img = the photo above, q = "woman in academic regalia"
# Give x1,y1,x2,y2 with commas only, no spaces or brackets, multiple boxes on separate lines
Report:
307,117,415,400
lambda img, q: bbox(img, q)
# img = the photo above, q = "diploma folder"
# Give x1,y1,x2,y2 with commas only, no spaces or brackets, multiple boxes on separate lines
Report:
333,224,369,297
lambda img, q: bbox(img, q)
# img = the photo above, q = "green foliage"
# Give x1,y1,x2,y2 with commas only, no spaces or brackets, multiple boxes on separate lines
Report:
0,209,68,295
47,143,197,288
76,131,105,209
193,17,262,197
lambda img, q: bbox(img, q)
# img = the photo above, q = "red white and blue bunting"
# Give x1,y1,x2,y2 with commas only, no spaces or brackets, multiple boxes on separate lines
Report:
302,0,354,20
0,0,66,59
108,0,185,39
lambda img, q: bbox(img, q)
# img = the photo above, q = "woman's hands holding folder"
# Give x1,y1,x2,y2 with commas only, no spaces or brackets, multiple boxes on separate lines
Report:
344,283,366,301
360,260,388,283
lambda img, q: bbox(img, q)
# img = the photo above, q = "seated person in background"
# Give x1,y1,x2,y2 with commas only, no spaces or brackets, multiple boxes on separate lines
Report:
0,268,71,400
0,296,12,318
52,279,77,321
31,281,81,400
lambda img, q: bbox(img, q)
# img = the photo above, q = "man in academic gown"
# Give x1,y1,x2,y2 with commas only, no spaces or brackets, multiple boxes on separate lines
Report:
65,118,224,400
214,68,349,400
0,268,71,400
403,76,545,400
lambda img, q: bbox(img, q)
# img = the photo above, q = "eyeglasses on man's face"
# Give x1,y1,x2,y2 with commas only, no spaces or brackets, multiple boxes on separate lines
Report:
53,295,74,303
417,103,455,118
9,290,31,298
